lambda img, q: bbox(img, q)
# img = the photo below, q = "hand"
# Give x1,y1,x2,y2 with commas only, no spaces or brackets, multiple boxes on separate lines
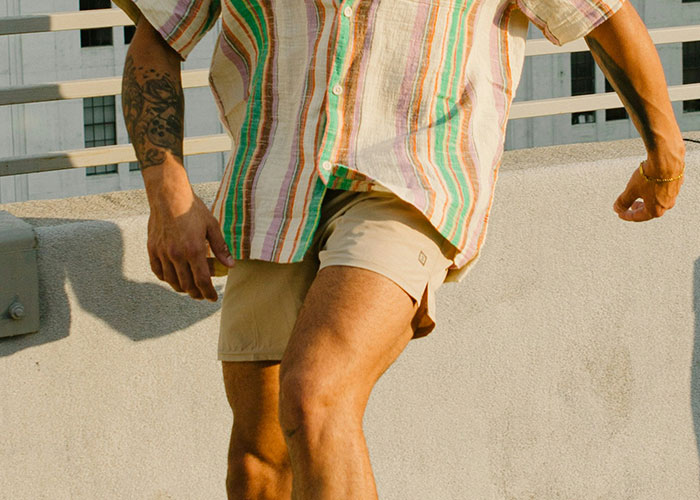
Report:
147,189,234,301
613,158,684,222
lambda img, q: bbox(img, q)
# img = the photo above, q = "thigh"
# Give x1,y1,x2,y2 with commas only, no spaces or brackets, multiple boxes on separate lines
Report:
280,265,418,408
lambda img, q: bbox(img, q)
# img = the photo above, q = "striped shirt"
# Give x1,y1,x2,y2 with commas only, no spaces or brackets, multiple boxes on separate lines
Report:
116,0,624,281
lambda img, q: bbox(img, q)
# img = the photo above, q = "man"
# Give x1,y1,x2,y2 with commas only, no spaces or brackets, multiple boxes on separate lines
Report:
114,0,685,497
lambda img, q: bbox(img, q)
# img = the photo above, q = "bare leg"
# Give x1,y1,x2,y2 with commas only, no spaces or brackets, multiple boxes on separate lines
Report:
278,266,417,500
223,361,292,500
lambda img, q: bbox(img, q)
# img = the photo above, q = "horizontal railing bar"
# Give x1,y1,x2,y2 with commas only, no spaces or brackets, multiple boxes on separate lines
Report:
0,70,210,106
0,9,696,54
2,82,700,176
3,55,700,108
0,134,231,177
0,9,132,36
525,25,700,56
509,83,700,119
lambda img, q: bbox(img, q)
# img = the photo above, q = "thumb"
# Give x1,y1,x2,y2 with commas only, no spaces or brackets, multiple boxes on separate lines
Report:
207,222,235,268
613,180,638,214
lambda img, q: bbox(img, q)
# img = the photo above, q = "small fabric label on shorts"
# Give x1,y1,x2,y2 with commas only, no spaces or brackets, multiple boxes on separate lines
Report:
418,251,427,266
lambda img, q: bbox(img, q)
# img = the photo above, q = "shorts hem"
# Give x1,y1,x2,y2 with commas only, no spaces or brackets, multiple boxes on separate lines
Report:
218,351,285,362
319,257,425,302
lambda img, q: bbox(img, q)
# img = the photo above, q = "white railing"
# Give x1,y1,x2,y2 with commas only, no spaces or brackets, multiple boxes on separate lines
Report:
1,9,699,176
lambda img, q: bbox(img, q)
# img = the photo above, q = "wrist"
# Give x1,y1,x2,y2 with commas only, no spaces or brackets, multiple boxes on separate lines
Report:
142,161,195,216
646,136,685,175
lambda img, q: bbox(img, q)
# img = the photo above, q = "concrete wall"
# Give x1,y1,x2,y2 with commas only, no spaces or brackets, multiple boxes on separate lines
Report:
1,140,699,499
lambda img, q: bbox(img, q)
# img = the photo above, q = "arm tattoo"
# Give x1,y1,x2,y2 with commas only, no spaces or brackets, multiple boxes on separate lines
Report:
122,55,184,170
585,37,656,151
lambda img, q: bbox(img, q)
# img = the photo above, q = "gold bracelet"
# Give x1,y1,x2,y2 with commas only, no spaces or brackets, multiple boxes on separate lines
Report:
638,162,684,183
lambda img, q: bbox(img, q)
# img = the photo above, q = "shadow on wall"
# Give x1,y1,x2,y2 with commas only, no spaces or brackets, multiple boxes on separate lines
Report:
0,218,223,357
693,258,700,478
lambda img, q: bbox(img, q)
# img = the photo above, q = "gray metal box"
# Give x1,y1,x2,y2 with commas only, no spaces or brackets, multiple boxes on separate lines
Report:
0,211,39,337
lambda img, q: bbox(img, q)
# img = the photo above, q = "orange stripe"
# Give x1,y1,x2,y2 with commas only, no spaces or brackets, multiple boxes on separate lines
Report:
169,1,206,53
223,1,258,67
470,2,516,253
453,0,484,246
277,2,328,260
409,4,440,219
434,1,473,235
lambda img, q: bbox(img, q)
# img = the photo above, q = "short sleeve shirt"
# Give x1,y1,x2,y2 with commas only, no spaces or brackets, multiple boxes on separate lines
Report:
115,0,624,281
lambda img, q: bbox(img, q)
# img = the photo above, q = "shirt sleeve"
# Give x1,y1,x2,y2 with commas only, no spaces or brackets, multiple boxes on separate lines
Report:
112,0,221,60
516,0,625,46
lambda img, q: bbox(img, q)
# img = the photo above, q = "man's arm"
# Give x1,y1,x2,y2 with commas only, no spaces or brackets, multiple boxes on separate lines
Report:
122,18,233,300
584,1,685,222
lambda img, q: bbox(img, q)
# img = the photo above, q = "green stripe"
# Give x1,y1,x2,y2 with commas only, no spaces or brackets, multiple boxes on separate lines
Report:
433,0,473,246
202,2,220,32
292,179,327,261
222,0,268,258
323,6,354,167
445,0,474,246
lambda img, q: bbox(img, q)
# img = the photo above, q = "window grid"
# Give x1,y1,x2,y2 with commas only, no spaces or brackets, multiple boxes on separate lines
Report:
570,52,596,125
80,0,113,48
683,41,700,112
83,96,118,176
604,79,628,121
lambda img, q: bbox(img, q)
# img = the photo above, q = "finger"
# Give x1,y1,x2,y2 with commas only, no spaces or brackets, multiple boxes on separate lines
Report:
613,185,638,214
618,200,653,222
162,260,184,293
173,260,202,300
149,253,164,281
207,257,216,277
191,256,218,302
207,222,235,268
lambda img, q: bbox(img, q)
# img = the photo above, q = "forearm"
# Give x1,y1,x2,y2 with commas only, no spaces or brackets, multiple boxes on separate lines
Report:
122,19,192,209
584,1,684,174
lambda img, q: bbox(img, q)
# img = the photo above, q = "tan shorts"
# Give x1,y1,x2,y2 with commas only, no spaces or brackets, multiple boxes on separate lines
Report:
218,188,456,362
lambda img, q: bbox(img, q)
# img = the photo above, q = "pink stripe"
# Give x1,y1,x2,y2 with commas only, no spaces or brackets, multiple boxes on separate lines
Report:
247,5,280,257
261,0,320,258
392,1,433,209
160,0,195,37
218,36,251,101
571,0,607,24
348,0,380,167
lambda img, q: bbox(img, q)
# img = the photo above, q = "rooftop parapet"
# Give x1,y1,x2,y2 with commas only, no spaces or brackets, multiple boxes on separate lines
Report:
0,140,698,499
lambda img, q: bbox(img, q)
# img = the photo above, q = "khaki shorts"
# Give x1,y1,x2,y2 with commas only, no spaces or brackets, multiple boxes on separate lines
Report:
218,188,456,362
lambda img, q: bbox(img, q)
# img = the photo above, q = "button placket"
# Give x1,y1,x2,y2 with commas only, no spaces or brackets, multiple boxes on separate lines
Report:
318,0,355,182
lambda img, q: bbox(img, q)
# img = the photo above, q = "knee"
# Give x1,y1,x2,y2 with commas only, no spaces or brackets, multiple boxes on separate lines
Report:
278,365,352,440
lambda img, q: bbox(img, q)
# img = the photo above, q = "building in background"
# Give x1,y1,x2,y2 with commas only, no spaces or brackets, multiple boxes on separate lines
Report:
506,0,700,150
0,0,699,203
0,0,224,203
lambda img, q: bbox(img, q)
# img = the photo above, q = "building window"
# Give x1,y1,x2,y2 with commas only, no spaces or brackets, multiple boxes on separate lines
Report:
683,41,700,112
80,0,113,48
571,52,596,125
84,96,118,176
682,0,700,3
129,161,140,171
604,79,628,121
124,25,136,44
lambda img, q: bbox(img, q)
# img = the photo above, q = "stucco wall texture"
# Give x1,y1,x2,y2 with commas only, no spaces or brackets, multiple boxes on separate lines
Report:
1,141,699,499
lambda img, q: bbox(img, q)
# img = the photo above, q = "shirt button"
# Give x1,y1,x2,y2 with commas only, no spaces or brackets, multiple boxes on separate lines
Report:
332,85,343,96
322,161,333,171
343,6,353,17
